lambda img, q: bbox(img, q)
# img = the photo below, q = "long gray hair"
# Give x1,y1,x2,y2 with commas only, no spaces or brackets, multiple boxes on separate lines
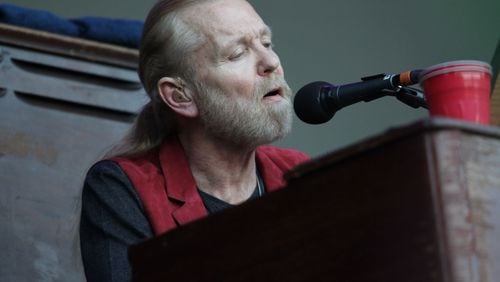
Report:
107,0,207,158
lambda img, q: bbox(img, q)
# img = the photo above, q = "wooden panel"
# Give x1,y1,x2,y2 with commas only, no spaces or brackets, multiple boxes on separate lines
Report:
431,130,500,281
0,23,139,69
0,26,143,281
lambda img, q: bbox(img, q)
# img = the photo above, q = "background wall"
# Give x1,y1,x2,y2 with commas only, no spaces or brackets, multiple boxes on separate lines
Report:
5,0,499,156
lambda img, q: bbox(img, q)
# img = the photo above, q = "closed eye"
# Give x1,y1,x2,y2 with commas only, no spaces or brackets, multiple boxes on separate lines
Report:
262,41,274,49
229,48,247,61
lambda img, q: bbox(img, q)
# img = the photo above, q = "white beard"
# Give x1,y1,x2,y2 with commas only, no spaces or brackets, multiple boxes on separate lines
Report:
194,77,293,148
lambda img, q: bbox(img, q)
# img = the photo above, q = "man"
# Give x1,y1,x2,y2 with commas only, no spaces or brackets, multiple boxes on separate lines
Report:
80,0,309,281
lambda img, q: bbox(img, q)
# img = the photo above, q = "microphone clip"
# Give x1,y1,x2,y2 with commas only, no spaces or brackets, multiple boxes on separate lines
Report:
362,71,427,109
385,86,428,109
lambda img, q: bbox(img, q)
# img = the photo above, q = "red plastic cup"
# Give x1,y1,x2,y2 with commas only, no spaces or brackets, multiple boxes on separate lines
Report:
419,60,492,124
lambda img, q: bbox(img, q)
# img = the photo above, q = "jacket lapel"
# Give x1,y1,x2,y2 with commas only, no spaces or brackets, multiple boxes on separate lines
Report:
255,146,286,192
159,137,207,226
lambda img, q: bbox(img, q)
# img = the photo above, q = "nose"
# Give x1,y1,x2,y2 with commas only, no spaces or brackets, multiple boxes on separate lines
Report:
257,49,280,76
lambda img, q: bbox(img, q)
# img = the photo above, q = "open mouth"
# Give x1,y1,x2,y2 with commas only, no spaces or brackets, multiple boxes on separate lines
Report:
263,88,282,99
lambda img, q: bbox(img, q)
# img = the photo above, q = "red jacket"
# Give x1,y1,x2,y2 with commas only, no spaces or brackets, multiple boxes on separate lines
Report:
113,137,309,235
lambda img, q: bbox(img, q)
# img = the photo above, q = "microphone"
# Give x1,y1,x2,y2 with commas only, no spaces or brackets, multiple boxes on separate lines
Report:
294,70,422,124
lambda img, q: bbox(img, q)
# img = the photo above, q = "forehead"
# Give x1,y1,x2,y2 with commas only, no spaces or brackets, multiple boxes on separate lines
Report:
184,0,270,43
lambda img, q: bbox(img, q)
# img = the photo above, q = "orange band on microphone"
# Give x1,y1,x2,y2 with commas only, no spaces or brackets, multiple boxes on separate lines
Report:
400,71,412,86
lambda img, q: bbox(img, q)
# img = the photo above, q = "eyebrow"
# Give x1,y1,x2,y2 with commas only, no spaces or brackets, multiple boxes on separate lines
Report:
261,26,273,38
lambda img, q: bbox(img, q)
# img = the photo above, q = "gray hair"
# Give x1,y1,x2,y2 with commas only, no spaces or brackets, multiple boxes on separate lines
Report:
107,0,207,158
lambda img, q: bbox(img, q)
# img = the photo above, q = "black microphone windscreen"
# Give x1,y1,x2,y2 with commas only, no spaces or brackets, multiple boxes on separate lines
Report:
293,81,335,124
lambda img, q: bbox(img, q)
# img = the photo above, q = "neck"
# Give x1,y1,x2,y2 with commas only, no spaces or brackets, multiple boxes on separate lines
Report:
178,130,258,205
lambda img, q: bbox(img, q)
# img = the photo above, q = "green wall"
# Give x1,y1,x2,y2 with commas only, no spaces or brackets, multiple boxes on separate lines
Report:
5,0,500,156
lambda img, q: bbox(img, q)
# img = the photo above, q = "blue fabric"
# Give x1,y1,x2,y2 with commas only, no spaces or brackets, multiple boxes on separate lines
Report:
0,4,80,36
0,4,143,48
71,17,143,48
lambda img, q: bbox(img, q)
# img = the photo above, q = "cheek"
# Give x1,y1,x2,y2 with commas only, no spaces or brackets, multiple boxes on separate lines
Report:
211,69,257,97
231,77,256,96
196,52,261,98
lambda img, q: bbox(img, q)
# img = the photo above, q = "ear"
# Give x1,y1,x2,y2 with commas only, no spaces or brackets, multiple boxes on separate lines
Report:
157,77,198,118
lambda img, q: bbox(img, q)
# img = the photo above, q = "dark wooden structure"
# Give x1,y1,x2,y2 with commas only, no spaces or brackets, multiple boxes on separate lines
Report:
130,118,500,282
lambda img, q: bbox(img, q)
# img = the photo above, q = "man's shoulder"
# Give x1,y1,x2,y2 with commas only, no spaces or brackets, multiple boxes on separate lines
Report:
109,150,162,177
256,145,310,167
85,159,127,182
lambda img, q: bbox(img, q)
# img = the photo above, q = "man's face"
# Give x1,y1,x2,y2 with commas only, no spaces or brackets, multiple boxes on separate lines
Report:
184,0,292,147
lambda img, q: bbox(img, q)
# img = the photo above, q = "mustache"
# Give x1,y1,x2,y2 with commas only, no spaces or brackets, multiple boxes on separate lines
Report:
257,76,292,99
